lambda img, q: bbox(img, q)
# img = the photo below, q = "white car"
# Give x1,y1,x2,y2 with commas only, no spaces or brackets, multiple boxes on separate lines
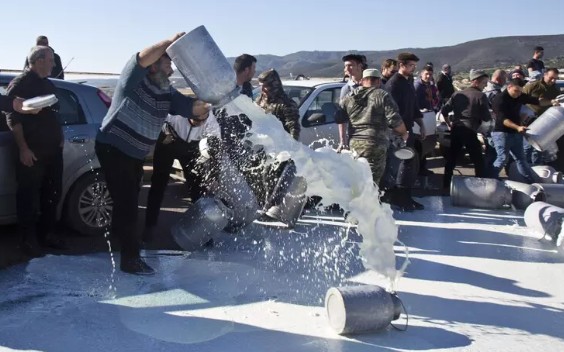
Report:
257,79,444,152
254,79,345,148
282,79,346,148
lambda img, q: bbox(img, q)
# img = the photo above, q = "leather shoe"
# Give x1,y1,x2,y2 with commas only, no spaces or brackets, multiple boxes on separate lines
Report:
120,257,156,276
40,237,68,250
21,242,45,258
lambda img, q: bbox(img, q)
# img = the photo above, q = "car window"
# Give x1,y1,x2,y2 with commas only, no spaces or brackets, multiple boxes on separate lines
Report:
56,88,86,125
0,84,86,126
303,87,341,127
556,81,564,94
283,86,313,107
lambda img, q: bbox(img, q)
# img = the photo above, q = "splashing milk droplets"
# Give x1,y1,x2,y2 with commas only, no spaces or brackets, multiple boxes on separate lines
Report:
225,95,401,289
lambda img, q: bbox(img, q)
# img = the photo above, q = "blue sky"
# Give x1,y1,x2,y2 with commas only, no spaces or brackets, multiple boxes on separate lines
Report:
1,0,562,73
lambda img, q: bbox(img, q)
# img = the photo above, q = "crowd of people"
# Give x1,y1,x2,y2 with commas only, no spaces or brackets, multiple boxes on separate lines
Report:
334,46,562,211
1,34,562,275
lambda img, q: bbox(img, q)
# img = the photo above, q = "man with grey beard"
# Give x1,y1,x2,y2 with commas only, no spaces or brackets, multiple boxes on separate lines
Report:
95,33,210,275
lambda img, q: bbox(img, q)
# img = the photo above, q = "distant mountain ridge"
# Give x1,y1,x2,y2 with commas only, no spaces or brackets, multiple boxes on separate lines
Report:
225,34,564,78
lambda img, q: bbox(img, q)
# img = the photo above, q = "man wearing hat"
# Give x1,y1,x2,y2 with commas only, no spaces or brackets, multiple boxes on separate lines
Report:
336,68,408,184
441,69,492,189
436,64,455,106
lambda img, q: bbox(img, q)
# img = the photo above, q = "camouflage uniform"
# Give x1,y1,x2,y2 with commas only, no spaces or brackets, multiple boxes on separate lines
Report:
256,69,300,140
338,86,403,184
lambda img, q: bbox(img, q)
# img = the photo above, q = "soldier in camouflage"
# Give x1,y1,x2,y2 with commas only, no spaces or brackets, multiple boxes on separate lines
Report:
336,69,408,184
256,69,300,140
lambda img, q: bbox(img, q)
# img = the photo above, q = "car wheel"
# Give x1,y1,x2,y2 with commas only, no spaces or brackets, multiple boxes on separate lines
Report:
65,171,112,236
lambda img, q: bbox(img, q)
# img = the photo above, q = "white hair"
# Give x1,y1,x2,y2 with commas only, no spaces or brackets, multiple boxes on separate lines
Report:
27,46,52,65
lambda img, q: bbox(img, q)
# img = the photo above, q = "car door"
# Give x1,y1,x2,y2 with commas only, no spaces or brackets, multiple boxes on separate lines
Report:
55,85,99,189
300,86,342,149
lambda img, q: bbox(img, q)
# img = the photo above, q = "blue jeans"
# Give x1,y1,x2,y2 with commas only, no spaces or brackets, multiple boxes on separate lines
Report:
491,132,535,182
523,137,544,166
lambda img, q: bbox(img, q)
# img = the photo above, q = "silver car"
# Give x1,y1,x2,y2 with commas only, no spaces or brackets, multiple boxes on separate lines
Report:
254,79,345,148
0,74,111,236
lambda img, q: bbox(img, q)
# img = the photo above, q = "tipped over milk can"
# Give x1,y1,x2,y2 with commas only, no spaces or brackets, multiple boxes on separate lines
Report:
166,25,239,105
325,285,402,335
503,180,545,210
531,165,564,184
171,197,231,251
525,106,564,151
451,176,511,209
531,183,564,208
524,201,564,245
265,176,307,228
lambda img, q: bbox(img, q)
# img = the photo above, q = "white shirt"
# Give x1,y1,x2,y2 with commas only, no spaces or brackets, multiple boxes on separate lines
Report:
164,111,221,142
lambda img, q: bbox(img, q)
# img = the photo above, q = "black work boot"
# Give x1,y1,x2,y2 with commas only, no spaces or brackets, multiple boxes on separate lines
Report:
20,241,45,258
406,188,424,210
390,188,415,212
120,256,156,276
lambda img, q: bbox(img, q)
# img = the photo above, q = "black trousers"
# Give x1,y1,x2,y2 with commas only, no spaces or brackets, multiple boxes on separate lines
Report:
443,125,485,188
145,132,202,228
396,132,421,188
16,149,63,244
95,141,144,260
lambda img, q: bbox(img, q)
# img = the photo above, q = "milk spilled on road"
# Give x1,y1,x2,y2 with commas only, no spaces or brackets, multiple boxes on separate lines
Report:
225,95,402,289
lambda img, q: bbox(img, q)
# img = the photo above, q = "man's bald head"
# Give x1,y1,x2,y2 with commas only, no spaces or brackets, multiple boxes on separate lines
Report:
491,69,507,86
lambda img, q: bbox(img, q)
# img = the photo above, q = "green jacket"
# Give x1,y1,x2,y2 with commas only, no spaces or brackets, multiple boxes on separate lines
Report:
337,87,403,144
523,80,560,116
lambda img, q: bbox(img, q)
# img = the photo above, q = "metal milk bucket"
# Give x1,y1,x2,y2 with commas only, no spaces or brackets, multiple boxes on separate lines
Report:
264,175,307,228
525,105,564,151
503,180,545,210
450,176,512,209
325,285,402,335
171,197,230,251
412,110,437,136
531,183,564,208
531,165,564,184
209,154,259,232
524,201,564,245
166,26,239,105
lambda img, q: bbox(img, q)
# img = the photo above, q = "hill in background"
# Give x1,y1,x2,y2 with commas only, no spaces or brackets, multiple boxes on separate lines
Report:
222,34,564,79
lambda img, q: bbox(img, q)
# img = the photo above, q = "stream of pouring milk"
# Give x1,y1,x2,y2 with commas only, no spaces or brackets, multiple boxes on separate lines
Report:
224,95,405,289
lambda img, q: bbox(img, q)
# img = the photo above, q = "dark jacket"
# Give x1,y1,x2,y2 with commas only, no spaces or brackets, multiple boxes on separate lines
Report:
436,72,455,102
385,73,422,130
6,70,62,158
492,91,539,133
414,79,438,111
240,81,253,98
0,95,14,112
24,46,65,80
441,87,491,132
